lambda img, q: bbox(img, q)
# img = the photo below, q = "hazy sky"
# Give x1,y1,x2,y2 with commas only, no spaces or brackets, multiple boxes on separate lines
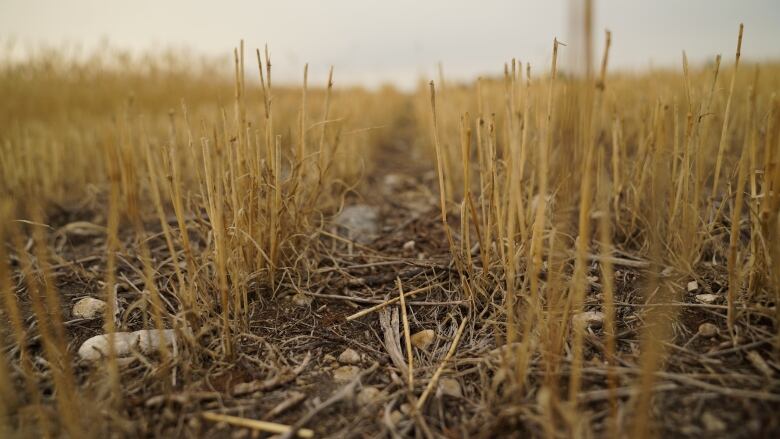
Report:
2,0,779,89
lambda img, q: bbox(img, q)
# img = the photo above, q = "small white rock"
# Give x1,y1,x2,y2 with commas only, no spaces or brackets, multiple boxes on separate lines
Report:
698,323,719,338
383,174,413,191
410,329,435,350
72,297,107,319
702,412,726,432
402,240,416,252
437,377,462,398
332,365,361,382
695,294,720,304
357,386,382,405
687,280,699,292
338,348,361,365
79,332,134,361
389,410,403,424
291,293,312,307
334,205,379,244
78,329,178,361
572,311,605,330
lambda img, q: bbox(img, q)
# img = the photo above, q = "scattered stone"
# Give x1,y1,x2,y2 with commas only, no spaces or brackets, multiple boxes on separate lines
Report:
687,280,699,292
383,174,415,192
572,311,605,330
389,410,403,424
410,329,435,350
399,403,412,415
338,348,361,365
291,293,312,307
322,353,337,364
698,323,719,338
332,365,361,382
702,412,726,432
78,329,179,361
383,174,404,189
335,205,379,244
695,294,720,304
357,386,382,405
746,351,774,377
72,297,107,319
437,377,462,398
402,240,416,252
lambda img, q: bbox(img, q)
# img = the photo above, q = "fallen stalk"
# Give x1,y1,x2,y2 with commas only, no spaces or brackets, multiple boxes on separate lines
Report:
345,285,438,321
201,412,314,438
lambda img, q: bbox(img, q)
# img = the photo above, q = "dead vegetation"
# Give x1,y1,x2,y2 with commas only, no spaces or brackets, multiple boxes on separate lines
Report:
1,18,780,439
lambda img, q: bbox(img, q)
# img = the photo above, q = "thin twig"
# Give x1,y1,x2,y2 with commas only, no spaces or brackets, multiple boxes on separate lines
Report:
345,285,438,321
201,412,314,438
397,278,414,390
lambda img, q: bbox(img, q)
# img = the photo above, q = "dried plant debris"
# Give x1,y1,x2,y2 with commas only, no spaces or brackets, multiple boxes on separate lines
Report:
1,19,779,439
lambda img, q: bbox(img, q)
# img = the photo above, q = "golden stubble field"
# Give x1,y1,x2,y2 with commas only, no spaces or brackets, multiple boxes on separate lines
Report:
1,24,779,438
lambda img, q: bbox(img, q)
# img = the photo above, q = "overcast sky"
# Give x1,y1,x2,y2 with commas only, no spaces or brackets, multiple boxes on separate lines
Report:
2,0,779,89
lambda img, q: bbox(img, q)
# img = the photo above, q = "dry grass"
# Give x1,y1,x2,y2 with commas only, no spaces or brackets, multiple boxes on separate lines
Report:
411,22,780,436
1,22,779,439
